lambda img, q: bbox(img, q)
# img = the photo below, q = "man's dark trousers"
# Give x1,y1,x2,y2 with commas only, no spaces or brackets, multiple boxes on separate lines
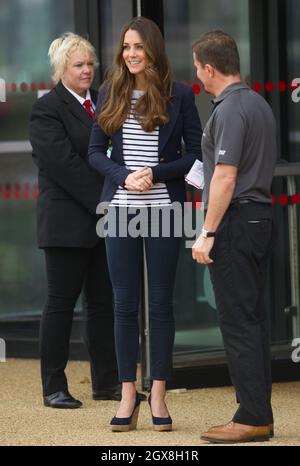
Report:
209,202,275,426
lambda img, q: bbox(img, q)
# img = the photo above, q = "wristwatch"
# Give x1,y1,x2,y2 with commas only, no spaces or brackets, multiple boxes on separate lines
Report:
201,228,216,238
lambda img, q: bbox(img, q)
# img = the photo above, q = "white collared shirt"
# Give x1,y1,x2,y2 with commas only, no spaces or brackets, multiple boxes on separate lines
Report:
62,82,95,112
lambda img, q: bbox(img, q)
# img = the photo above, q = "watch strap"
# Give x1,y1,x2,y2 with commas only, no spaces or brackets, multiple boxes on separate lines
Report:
201,228,216,238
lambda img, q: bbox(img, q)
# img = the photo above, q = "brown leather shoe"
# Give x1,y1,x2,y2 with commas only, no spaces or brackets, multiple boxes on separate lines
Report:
208,422,274,438
201,421,270,444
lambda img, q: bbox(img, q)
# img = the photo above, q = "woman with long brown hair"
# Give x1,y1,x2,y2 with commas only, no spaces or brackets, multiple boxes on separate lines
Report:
89,17,202,431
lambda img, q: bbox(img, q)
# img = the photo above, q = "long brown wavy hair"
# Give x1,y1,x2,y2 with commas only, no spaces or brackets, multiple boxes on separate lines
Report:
98,17,172,135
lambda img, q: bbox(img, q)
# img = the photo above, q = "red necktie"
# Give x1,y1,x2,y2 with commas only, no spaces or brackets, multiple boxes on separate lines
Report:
83,99,94,118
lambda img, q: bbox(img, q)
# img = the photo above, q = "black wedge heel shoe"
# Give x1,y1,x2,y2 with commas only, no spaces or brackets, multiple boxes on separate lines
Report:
110,392,141,432
148,394,172,431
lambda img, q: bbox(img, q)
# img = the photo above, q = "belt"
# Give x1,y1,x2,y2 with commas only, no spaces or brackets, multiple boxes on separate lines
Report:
203,200,270,213
230,199,252,206
230,199,270,206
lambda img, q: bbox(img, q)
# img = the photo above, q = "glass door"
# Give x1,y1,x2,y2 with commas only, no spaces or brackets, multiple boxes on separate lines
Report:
0,0,75,319
148,0,296,382
162,0,251,366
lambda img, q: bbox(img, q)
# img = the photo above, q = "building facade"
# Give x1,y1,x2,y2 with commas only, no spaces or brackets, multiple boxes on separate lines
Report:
0,0,300,388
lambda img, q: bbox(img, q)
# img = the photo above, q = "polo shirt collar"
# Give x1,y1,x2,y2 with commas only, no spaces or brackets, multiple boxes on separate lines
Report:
213,81,249,104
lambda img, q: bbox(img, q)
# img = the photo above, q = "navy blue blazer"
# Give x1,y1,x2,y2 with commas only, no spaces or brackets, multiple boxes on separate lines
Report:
88,81,202,205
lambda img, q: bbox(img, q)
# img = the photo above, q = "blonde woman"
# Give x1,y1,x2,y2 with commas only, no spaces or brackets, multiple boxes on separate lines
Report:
29,33,122,408
89,17,202,431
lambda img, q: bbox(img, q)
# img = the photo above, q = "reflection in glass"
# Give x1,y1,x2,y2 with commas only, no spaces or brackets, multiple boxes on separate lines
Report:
164,0,250,124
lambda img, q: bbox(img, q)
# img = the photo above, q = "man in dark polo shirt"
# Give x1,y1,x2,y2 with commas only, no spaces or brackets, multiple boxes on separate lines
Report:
192,31,277,444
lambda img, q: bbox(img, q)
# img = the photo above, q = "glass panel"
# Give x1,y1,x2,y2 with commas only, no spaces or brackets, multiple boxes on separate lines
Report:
99,0,133,75
0,0,75,318
173,184,294,363
269,177,293,346
163,0,291,363
0,0,74,141
0,153,46,317
174,207,223,358
164,0,250,360
163,0,250,124
287,0,300,162
285,1,300,342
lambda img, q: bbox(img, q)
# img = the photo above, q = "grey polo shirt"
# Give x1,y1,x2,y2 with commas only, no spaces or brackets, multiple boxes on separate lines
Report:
202,82,277,209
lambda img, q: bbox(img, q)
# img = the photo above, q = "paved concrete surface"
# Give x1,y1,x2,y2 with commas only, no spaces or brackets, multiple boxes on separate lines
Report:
0,359,299,446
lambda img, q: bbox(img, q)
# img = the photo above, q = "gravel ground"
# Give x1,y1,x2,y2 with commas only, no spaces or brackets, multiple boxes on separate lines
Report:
0,359,299,446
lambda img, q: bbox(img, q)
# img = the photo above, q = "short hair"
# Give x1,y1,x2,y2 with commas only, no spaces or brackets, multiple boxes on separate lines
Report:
192,30,240,76
48,32,99,82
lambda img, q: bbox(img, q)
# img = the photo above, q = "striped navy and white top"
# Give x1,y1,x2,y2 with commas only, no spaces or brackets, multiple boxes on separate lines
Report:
110,90,171,207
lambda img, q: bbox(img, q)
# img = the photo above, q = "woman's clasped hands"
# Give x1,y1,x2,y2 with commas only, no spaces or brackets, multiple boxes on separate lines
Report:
124,166,153,191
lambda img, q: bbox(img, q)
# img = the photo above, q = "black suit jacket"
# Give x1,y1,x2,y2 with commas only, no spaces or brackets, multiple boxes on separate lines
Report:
29,81,103,248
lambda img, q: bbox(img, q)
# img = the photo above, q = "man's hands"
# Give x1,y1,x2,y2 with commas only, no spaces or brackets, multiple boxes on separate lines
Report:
124,166,153,191
192,164,237,265
192,235,215,264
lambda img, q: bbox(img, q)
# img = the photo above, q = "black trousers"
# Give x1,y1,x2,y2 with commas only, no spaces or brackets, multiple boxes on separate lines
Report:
40,242,118,396
209,202,275,426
